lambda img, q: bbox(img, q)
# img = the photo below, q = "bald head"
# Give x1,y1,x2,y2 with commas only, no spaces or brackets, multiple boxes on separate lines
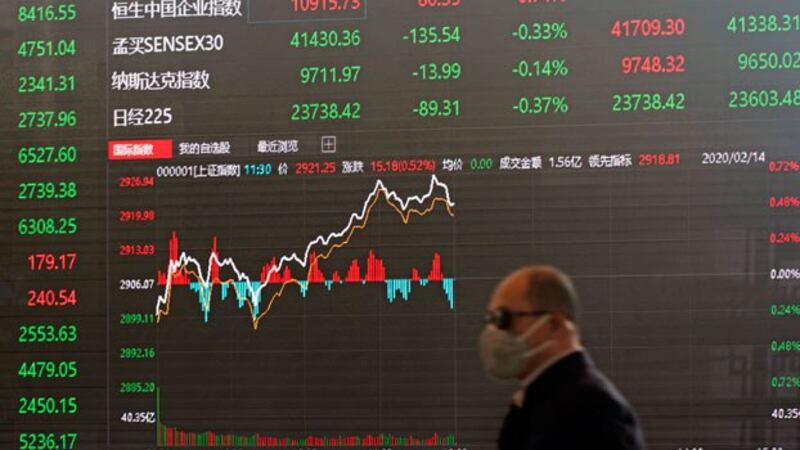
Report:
484,266,583,381
491,265,578,322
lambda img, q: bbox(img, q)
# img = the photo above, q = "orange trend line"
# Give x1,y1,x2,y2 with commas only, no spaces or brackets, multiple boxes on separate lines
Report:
156,188,454,330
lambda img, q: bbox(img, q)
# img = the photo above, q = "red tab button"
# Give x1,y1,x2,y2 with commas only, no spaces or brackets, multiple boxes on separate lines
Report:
108,139,173,161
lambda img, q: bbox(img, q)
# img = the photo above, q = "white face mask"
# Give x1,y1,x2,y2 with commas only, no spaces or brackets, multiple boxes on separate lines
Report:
478,315,554,381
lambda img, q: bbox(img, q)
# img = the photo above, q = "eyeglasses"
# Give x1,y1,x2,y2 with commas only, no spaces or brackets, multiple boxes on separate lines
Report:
483,307,551,330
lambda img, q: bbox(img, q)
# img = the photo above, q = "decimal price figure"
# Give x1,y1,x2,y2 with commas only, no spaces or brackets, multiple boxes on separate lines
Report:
291,0,363,12
17,39,77,58
413,98,461,118
17,145,78,165
737,51,800,71
290,29,361,48
729,88,800,109
12,3,91,447
27,253,77,272
17,4,77,22
611,18,686,38
300,65,361,84
611,92,686,112
18,433,78,450
18,74,76,94
414,62,462,81
26,289,78,308
17,110,77,129
727,14,800,34
621,55,685,75
403,25,461,45
418,0,461,7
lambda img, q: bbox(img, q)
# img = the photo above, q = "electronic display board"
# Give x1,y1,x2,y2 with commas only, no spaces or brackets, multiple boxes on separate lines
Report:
2,1,800,449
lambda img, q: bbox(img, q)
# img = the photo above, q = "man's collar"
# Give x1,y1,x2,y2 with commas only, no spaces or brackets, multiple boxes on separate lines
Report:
512,348,584,407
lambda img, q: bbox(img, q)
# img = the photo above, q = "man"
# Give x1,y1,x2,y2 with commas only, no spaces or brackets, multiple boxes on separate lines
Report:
479,266,645,450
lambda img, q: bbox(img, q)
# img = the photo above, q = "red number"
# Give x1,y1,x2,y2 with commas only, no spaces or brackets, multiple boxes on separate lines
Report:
295,161,337,175
119,244,156,256
119,176,155,188
611,18,686,38
418,0,461,7
119,210,156,222
638,153,681,167
291,0,363,12
27,289,77,307
622,55,685,74
27,253,77,271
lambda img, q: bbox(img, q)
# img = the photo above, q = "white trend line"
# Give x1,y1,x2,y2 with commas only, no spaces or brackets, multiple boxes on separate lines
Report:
155,175,455,321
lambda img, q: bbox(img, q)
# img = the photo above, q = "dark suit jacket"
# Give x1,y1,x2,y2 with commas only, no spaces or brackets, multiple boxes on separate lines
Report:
499,351,645,450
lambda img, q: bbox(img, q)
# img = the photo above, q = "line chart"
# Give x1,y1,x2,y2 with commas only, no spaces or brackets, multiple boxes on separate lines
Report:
154,175,456,330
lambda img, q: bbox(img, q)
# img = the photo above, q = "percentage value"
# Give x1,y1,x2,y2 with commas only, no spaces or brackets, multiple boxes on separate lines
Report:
513,22,568,41
513,96,569,115
513,59,569,78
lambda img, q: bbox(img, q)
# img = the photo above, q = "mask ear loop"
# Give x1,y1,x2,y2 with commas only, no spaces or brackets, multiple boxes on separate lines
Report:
517,314,555,359
517,313,550,340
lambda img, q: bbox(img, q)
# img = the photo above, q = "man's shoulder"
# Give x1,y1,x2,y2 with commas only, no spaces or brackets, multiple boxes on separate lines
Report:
527,352,631,413
572,367,633,413
513,354,646,449
521,352,638,423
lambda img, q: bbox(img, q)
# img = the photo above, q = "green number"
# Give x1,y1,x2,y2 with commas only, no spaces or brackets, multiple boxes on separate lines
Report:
728,15,800,33
469,158,493,171
18,75,76,94
299,65,361,84
414,99,461,118
18,397,78,415
19,432,78,450
18,324,78,343
405,25,461,45
119,313,156,325
771,340,800,352
611,92,685,112
771,376,800,389
290,102,361,121
729,88,800,109
514,22,569,41
737,51,800,71
17,217,78,236
514,96,570,115
119,347,156,359
415,62,462,81
18,146,77,164
18,4,77,22
18,361,78,379
120,381,157,394
18,182,77,201
514,59,569,78
290,29,361,48
18,110,77,129
17,39,76,57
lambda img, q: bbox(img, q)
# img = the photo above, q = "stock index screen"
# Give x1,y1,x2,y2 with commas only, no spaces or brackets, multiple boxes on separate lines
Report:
2,1,800,449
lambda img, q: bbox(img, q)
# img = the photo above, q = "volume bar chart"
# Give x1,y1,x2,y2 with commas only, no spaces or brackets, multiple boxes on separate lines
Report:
157,233,456,323
155,389,457,448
